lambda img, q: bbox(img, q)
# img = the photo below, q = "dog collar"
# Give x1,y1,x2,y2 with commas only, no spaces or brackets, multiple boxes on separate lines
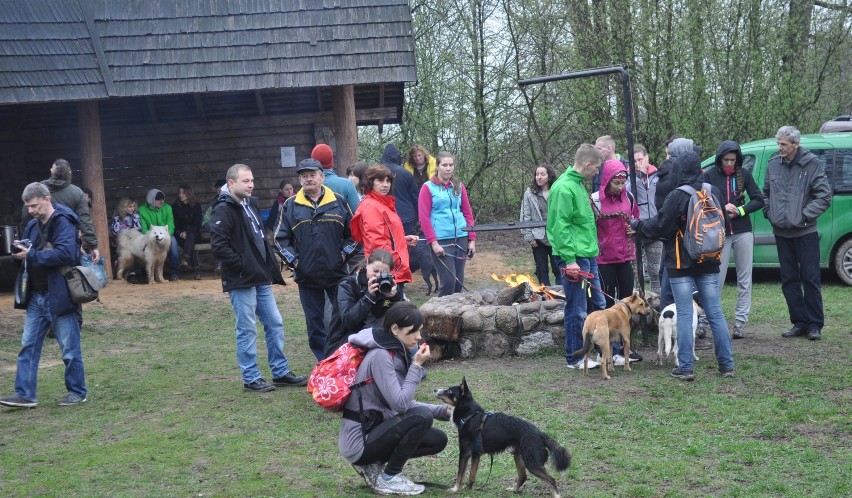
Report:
616,301,631,313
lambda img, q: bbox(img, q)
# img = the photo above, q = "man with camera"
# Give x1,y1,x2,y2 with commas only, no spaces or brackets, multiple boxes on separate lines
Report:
275,158,357,360
1,183,88,409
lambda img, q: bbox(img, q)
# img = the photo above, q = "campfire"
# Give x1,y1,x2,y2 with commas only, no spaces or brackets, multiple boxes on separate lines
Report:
490,273,562,301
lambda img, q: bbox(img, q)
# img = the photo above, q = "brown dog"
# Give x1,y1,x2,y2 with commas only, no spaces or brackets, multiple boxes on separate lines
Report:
572,291,651,379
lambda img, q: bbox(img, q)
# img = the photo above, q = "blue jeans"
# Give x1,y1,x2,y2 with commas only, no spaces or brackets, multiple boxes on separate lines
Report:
15,293,86,402
670,273,734,373
168,237,180,276
298,285,338,360
776,233,823,330
559,257,606,364
228,285,292,384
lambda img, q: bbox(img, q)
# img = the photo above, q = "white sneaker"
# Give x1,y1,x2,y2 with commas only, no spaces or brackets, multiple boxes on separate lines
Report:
586,359,600,369
373,473,425,495
612,354,626,366
568,358,600,369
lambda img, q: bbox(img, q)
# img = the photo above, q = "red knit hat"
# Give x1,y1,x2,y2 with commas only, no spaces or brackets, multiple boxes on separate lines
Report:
311,144,334,169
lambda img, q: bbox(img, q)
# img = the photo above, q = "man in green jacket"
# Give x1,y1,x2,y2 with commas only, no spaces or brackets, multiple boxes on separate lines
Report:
547,144,606,369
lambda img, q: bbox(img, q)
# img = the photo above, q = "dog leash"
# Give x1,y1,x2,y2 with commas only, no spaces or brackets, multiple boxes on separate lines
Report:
561,267,621,303
432,245,470,293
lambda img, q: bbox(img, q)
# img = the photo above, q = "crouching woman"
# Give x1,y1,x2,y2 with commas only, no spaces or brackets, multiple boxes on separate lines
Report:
338,302,449,495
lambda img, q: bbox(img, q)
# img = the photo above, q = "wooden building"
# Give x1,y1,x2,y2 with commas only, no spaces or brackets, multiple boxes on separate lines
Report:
0,0,415,272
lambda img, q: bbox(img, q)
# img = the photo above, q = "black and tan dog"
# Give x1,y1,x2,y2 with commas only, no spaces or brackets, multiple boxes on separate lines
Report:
572,291,651,379
435,378,571,498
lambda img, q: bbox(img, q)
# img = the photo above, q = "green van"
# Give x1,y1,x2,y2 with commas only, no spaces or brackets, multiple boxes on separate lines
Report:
701,132,852,285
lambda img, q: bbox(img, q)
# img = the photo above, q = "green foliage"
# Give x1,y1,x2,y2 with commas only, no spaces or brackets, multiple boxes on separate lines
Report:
393,0,851,221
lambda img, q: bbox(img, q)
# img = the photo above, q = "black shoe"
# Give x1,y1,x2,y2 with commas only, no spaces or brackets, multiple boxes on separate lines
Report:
273,372,308,387
782,326,807,338
670,367,695,382
628,349,643,362
168,274,180,282
243,378,276,392
807,328,821,341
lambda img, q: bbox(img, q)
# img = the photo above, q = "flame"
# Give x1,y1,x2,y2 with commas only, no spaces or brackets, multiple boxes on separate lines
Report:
491,273,557,299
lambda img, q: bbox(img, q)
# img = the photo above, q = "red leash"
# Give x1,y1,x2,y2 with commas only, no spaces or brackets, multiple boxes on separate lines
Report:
561,267,620,302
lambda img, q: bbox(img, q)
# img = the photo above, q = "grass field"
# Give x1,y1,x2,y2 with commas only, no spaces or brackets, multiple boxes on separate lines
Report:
0,272,849,497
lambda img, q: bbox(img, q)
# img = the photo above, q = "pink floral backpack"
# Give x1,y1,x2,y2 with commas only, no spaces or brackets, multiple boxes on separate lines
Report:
307,342,372,411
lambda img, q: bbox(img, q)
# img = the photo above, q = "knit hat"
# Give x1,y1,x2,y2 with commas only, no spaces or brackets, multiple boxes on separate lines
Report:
311,144,334,170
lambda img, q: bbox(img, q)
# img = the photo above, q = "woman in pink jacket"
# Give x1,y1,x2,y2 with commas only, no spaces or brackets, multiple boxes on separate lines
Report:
592,159,640,308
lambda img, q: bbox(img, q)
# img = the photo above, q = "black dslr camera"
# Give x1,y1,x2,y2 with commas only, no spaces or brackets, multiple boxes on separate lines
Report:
11,239,32,254
377,271,395,294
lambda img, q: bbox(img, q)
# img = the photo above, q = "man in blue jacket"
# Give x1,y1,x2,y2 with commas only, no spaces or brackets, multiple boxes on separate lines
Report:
1,183,87,408
210,164,307,392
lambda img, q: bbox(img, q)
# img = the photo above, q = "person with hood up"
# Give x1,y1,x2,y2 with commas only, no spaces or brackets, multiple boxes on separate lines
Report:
1,183,88,408
339,302,450,495
350,165,419,294
418,151,476,297
381,144,421,236
630,151,735,382
703,140,764,339
21,159,100,263
137,188,180,281
592,159,641,367
764,125,832,342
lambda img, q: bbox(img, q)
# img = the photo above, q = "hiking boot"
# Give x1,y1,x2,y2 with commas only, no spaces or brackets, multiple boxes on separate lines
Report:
732,324,746,339
353,462,383,487
719,369,735,378
272,372,308,387
807,328,822,341
58,392,87,406
694,338,713,350
670,367,695,382
373,473,425,495
243,378,275,392
0,395,37,408
782,326,807,338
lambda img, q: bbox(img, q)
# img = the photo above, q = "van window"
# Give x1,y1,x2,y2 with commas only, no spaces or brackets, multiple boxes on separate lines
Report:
826,150,852,194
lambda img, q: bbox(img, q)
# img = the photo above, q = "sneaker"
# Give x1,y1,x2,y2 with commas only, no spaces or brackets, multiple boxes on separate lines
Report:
807,328,821,341
373,473,425,495
0,395,38,408
628,349,643,362
566,358,599,370
612,354,626,367
272,372,308,387
732,324,746,339
58,392,87,406
719,369,735,378
694,338,714,350
670,367,695,382
243,378,276,392
353,463,383,487
782,325,806,338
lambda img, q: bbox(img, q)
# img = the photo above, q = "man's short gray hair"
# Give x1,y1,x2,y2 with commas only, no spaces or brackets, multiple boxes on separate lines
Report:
776,126,801,144
226,164,251,182
22,182,50,202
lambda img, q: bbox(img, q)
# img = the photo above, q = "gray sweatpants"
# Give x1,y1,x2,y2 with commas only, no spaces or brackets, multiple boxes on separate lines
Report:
718,231,754,326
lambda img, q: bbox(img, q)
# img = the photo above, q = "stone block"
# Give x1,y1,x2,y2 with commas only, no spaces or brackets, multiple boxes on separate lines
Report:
423,312,462,341
481,333,510,357
516,331,556,355
461,309,484,330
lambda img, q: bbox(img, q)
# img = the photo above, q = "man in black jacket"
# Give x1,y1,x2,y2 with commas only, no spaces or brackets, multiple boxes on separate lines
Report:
210,164,306,392
764,126,832,341
703,141,764,339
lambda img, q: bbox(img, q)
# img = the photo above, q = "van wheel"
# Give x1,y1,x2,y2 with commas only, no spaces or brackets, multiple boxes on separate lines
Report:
834,239,852,286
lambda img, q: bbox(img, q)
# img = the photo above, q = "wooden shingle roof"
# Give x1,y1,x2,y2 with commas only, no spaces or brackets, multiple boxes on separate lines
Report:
0,0,416,104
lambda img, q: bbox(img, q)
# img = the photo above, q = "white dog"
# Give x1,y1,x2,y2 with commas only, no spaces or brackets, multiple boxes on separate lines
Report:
116,226,171,284
656,300,704,366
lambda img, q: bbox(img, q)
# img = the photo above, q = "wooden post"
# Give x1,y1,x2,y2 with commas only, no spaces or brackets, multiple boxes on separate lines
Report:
76,101,111,274
331,85,358,176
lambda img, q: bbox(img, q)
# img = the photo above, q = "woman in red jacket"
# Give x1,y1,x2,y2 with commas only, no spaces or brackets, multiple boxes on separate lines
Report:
351,165,419,294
